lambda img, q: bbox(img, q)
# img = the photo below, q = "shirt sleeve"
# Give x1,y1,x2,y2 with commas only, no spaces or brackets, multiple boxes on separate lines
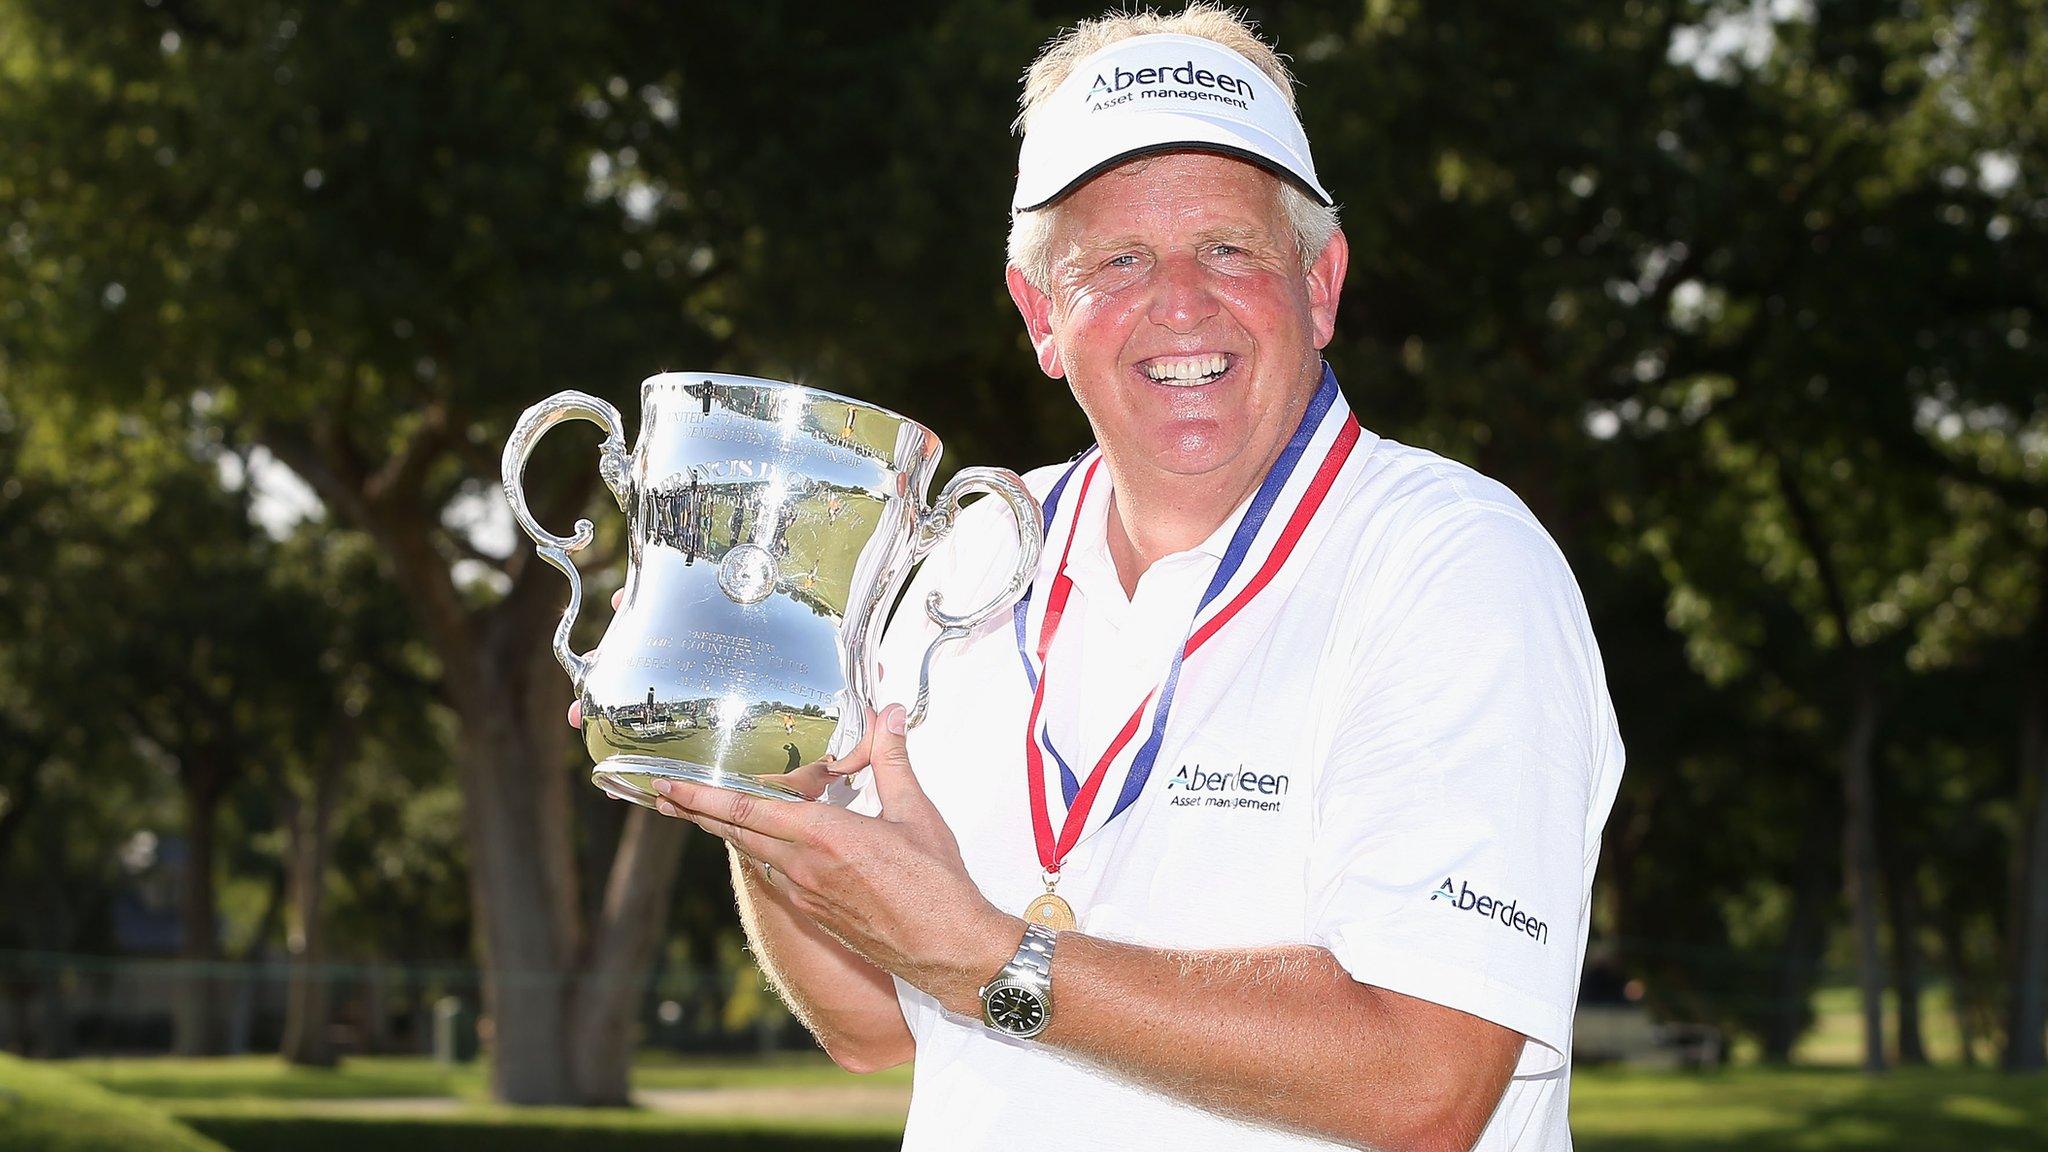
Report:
1307,502,1608,1077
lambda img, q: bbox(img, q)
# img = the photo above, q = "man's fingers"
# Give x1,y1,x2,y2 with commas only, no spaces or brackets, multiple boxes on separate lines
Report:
823,709,881,777
654,778,806,842
656,797,800,871
777,759,840,801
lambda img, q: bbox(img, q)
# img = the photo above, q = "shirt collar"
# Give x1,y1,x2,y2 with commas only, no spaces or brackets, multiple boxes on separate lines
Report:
1056,362,1350,595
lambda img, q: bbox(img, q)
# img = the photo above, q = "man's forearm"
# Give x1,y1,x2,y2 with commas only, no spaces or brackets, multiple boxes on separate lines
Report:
930,917,1518,1152
728,845,913,1072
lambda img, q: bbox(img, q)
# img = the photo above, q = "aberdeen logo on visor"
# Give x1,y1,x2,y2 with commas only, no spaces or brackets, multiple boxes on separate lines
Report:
1014,33,1333,212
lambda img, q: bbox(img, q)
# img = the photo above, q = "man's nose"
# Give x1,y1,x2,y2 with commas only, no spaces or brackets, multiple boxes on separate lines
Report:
1146,257,1220,333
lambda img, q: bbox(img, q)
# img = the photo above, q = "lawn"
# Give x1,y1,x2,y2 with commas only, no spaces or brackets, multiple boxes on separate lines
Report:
1573,1065,2048,1152
56,1050,910,1097
26,1047,2048,1152
0,1053,228,1152
55,1054,482,1101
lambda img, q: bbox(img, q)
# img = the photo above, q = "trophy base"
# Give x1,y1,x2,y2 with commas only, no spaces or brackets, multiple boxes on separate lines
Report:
592,754,810,809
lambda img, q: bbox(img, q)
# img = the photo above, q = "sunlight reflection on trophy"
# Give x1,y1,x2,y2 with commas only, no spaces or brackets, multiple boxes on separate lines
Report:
502,373,1043,807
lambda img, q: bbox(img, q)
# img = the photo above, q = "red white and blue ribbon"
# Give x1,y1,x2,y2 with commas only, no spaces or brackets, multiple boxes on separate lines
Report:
1011,365,1362,877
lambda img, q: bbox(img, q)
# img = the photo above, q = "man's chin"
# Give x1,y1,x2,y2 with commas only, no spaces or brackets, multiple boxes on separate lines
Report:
1141,435,1252,481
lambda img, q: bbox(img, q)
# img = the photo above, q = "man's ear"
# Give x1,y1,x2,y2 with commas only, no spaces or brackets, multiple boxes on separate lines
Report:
1305,227,1349,350
1006,264,1065,380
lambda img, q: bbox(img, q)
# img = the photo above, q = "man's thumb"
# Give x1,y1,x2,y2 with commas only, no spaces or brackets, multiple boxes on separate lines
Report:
868,704,925,814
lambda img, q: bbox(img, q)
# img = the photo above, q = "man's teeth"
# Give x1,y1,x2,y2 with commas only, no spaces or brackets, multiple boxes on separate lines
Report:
1142,354,1230,383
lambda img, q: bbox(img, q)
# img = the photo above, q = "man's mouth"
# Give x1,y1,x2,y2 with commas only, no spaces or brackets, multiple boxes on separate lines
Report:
1139,353,1233,388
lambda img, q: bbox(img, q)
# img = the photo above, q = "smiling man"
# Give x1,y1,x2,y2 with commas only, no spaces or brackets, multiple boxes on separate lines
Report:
586,6,1625,1150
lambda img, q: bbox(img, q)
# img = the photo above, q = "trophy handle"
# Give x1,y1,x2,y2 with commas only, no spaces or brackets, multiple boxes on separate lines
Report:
904,467,1044,727
500,391,632,688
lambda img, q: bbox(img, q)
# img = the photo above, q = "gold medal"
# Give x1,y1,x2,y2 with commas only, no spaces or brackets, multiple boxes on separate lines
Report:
1023,891,1076,931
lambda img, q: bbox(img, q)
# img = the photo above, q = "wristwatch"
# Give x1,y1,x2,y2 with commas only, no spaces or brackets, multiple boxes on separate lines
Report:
979,923,1058,1039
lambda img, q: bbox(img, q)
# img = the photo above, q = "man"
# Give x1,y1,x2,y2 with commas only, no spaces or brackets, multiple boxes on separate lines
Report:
573,7,1623,1149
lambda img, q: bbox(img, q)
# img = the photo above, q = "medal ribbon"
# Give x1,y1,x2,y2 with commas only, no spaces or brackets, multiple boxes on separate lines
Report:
1014,368,1361,877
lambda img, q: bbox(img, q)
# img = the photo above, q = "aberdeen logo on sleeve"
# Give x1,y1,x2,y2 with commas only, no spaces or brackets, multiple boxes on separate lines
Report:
1430,878,1550,945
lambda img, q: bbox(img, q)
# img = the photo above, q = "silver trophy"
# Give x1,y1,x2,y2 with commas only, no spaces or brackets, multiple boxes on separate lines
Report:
502,373,1043,807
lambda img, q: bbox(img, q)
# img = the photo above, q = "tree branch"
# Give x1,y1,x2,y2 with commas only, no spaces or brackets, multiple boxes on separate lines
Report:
441,522,515,573
0,769,41,867
260,421,373,528
1771,450,1860,651
366,400,454,510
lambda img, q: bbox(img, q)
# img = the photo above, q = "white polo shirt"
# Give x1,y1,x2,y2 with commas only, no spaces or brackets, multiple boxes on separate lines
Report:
857,410,1624,1151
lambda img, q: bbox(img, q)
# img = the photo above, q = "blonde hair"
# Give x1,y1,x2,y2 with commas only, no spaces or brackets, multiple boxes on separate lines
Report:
1006,4,1340,289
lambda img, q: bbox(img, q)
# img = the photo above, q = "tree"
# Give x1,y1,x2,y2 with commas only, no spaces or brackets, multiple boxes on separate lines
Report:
0,387,338,1053
0,0,1065,1098
257,526,431,1067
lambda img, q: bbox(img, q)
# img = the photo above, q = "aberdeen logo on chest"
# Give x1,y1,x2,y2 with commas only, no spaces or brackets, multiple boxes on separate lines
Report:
1164,761,1291,813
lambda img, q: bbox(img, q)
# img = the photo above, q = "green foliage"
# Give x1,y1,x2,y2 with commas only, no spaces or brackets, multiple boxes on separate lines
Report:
0,1053,229,1152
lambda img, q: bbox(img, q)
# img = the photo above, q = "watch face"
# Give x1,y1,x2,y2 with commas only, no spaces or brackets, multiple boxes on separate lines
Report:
985,984,1047,1036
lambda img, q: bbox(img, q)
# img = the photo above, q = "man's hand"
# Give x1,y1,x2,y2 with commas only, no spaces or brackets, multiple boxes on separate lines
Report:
652,703,1017,1012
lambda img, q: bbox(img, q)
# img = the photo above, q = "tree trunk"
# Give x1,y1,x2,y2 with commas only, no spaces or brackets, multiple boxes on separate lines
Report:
230,866,287,1055
173,768,226,1056
1875,746,1926,1068
1885,857,1927,1065
282,716,354,1067
1772,457,1887,1072
1840,670,1888,1072
31,974,71,1059
2007,656,2048,1070
454,674,580,1104
266,427,681,1104
1938,904,1979,1067
1762,832,1835,1063
567,804,688,1103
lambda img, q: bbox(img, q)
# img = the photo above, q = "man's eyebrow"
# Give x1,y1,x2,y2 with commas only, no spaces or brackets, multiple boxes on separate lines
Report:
1191,222,1277,246
1066,235,1148,257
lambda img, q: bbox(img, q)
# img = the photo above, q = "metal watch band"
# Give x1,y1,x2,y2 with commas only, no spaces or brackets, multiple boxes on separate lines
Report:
1002,923,1058,988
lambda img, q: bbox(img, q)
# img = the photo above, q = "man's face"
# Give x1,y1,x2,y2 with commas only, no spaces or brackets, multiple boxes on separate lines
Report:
1007,152,1347,491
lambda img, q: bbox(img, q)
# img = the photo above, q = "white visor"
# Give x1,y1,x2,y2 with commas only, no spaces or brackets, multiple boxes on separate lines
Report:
1013,33,1332,212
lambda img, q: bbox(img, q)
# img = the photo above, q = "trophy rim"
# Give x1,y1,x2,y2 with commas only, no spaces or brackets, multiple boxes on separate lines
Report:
640,371,939,447
594,756,813,807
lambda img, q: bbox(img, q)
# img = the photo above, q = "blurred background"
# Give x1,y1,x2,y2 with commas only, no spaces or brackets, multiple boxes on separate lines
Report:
1,1,2044,1149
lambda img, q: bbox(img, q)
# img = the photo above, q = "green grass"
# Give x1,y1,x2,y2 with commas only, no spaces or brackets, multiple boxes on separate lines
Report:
58,1054,483,1101
630,1051,912,1091
0,1052,229,1152
53,1049,2048,1152
64,1052,909,1152
164,1102,899,1152
61,1051,910,1100
1792,984,1969,1066
1573,1065,2048,1152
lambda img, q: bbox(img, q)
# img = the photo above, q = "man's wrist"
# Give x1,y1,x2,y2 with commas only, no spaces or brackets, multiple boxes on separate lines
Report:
933,908,1029,1018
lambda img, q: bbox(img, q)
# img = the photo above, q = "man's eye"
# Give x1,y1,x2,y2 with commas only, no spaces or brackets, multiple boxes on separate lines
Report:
1106,253,1139,268
1212,243,1244,257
